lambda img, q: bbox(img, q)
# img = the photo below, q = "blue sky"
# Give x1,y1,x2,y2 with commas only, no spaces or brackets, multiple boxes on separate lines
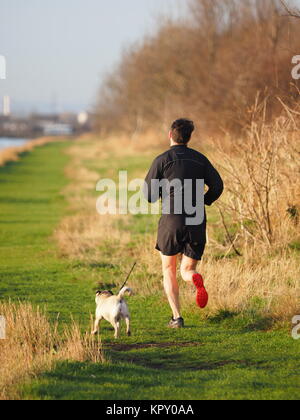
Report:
0,0,187,115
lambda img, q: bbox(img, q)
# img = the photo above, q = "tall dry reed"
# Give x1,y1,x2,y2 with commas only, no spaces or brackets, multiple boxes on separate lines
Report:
0,302,104,400
215,103,300,252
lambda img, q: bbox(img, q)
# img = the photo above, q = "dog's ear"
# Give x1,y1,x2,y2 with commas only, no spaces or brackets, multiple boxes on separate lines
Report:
96,291,102,296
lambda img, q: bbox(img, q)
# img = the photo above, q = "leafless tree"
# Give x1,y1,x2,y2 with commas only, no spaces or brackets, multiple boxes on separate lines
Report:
280,0,300,18
94,0,300,135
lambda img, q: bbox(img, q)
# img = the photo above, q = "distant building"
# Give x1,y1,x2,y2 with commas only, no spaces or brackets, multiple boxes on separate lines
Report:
41,122,73,136
0,109,91,139
3,96,10,116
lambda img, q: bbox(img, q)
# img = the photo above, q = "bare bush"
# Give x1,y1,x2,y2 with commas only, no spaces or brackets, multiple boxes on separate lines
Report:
216,98,300,249
280,0,300,18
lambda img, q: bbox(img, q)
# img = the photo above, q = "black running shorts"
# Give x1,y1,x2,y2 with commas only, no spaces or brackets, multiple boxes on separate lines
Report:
156,215,207,261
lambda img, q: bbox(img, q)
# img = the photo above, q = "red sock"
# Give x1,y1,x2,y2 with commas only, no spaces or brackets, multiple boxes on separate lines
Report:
193,274,208,309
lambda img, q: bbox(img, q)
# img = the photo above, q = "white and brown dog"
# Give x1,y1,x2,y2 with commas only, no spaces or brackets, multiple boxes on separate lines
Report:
92,287,132,339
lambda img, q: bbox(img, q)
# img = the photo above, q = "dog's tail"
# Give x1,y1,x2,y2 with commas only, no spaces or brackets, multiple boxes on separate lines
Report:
118,287,133,299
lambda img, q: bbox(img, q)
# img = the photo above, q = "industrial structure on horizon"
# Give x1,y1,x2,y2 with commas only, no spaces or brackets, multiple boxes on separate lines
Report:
0,96,91,138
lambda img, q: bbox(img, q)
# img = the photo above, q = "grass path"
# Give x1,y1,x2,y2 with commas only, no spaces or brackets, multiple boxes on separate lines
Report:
0,141,299,400
0,142,99,324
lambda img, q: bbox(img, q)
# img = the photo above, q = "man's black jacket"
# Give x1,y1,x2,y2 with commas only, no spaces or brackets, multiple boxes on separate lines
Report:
144,145,224,215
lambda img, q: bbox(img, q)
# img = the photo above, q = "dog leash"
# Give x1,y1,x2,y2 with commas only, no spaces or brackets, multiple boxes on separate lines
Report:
119,262,137,292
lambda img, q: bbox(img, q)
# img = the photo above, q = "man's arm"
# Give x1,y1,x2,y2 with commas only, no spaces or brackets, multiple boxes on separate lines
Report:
204,158,224,206
144,157,163,203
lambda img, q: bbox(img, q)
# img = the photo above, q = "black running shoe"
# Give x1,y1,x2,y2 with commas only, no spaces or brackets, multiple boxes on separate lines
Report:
168,317,184,329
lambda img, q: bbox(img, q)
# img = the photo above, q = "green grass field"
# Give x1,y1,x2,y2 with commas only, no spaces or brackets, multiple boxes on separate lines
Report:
0,141,299,400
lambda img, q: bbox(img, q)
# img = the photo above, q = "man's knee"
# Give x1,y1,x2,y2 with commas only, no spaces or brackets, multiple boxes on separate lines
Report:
180,263,191,275
180,261,197,278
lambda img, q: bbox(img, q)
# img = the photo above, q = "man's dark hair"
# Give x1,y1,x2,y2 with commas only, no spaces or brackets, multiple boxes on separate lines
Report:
171,119,195,144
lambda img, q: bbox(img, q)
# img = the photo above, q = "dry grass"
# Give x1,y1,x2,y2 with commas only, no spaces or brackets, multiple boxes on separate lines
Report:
59,320,104,364
215,110,300,251
54,138,132,261
55,211,131,260
0,302,104,400
0,137,64,167
181,254,300,319
54,132,163,261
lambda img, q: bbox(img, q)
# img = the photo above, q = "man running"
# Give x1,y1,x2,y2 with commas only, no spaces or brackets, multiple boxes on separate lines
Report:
144,119,224,328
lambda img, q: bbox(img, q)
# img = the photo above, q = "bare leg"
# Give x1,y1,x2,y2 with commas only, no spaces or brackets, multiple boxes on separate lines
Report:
161,253,181,319
92,317,102,335
125,317,131,336
181,255,208,309
180,255,199,283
